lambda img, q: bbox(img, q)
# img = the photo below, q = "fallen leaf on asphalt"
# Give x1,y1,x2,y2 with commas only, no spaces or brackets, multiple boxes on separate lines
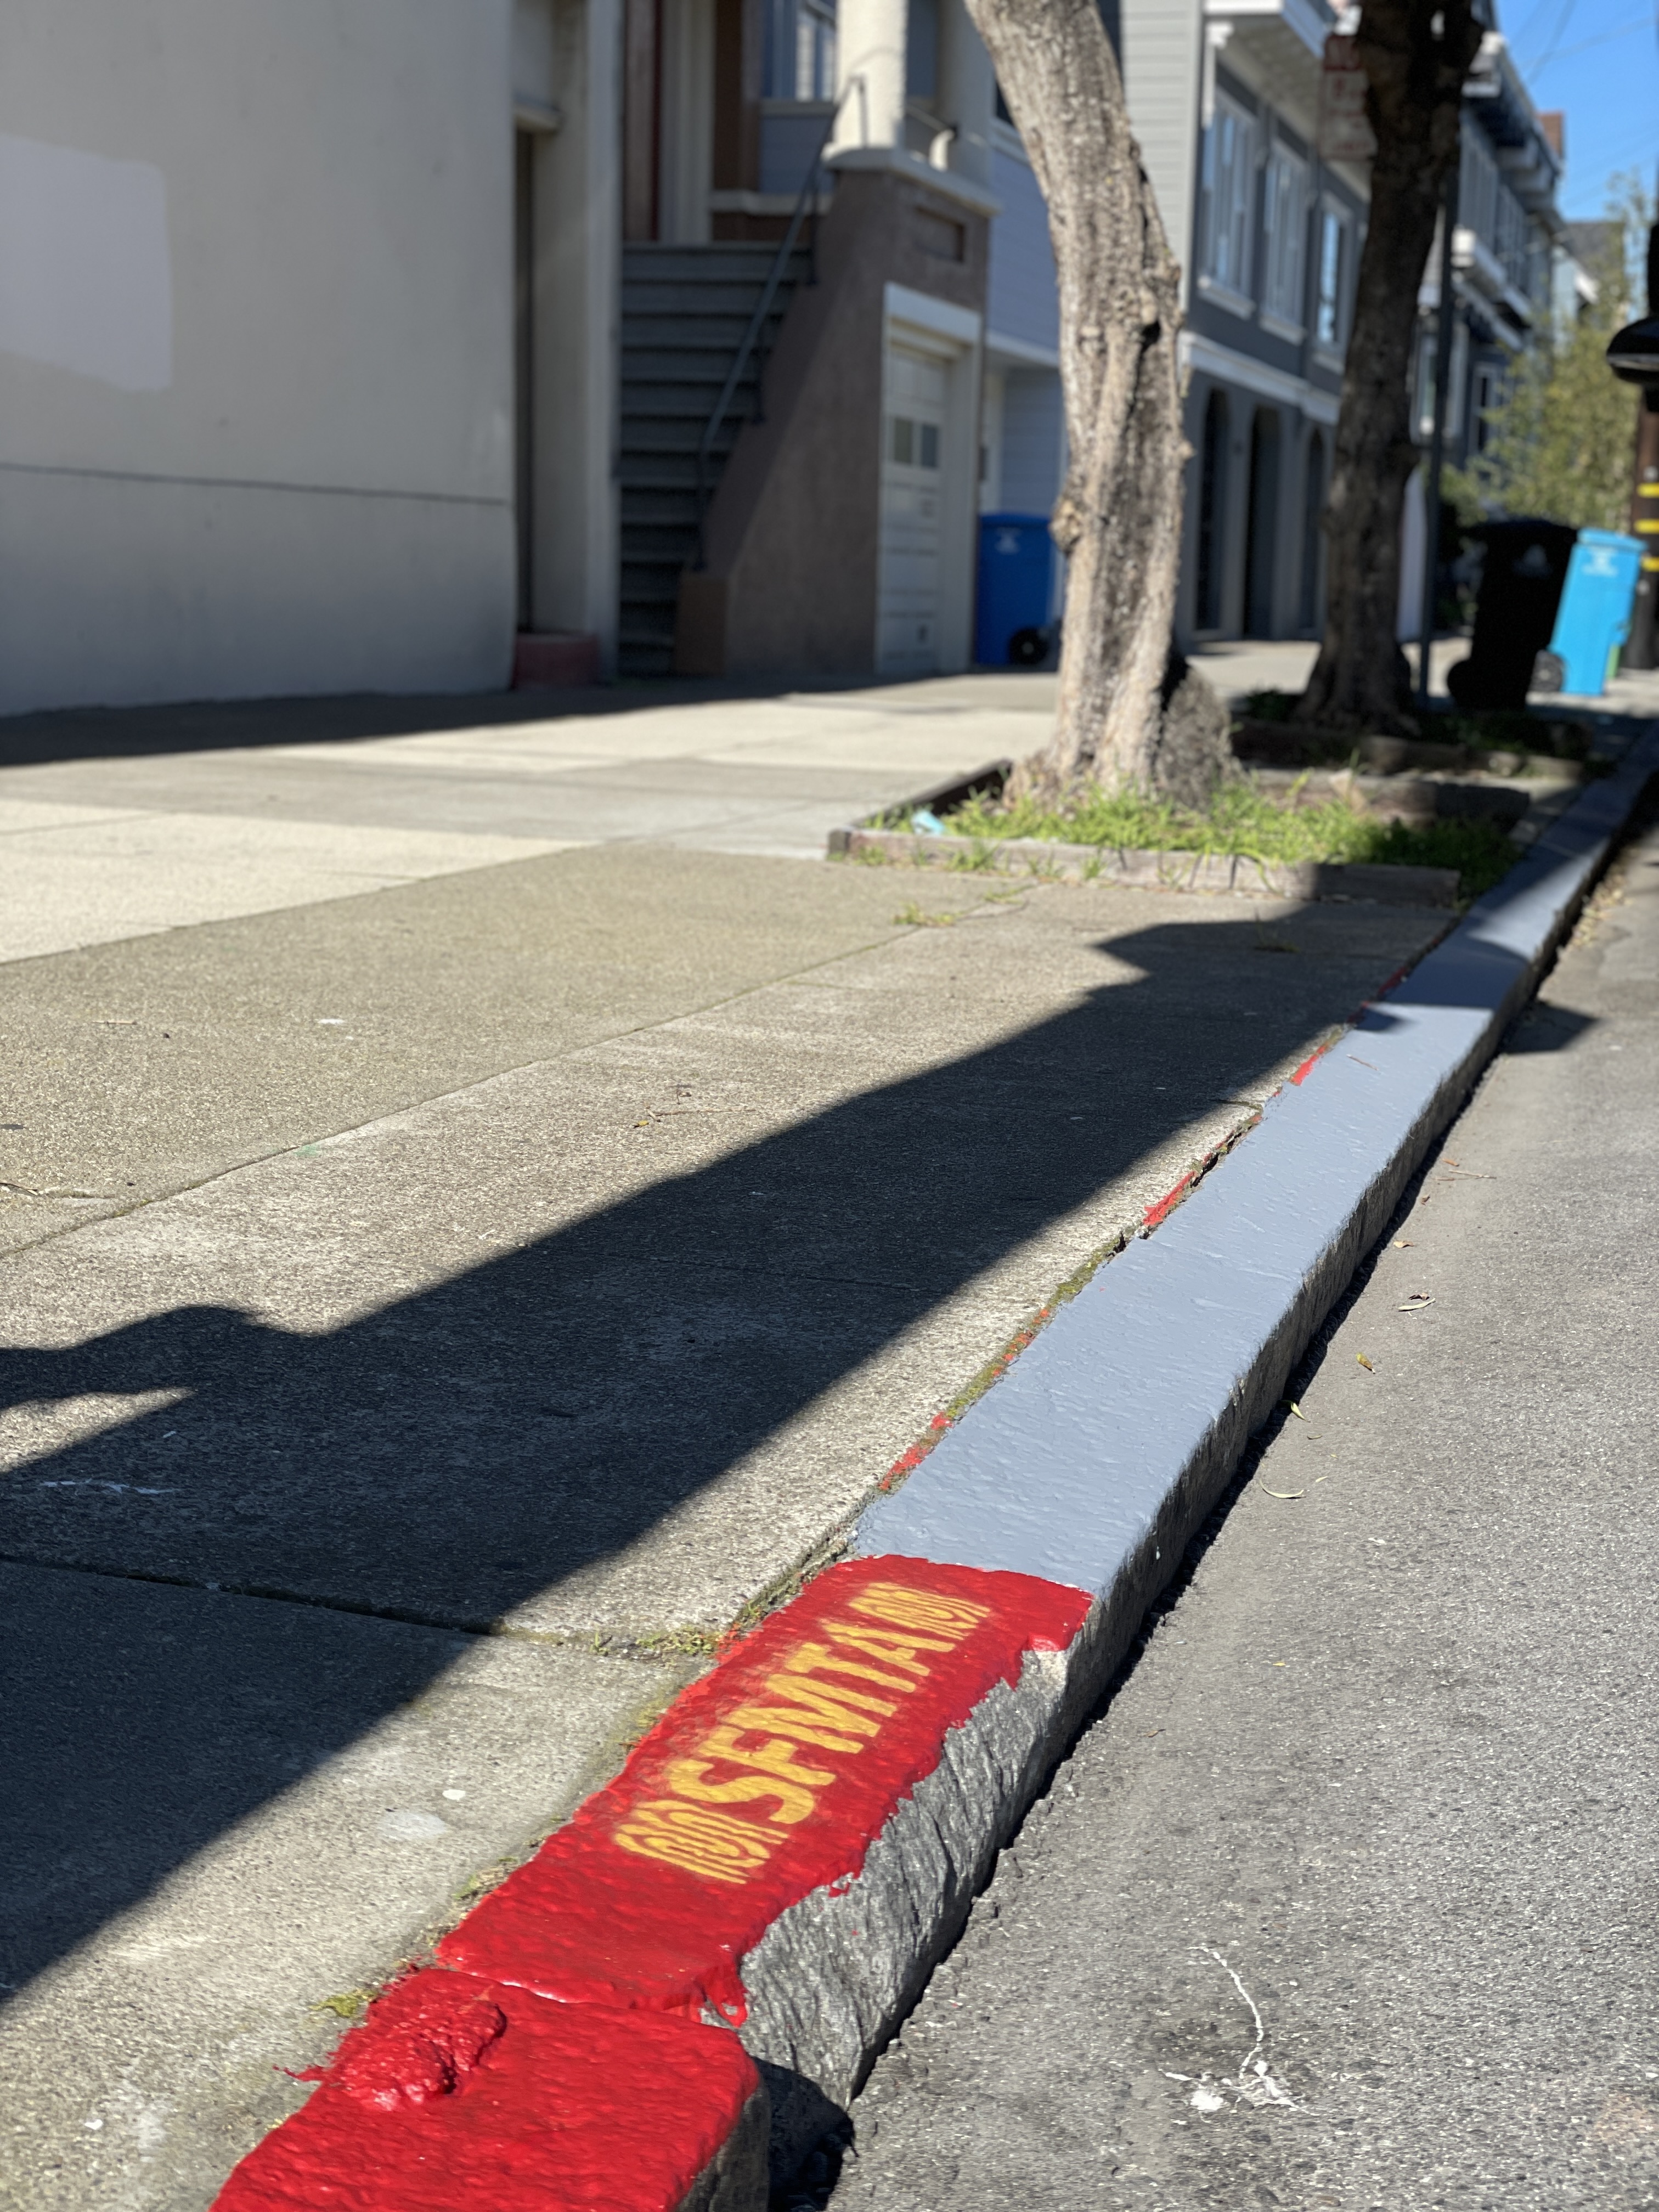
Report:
1259,1481,1306,1498
1286,1401,1308,1421
1398,1294,1434,1311
1356,1353,1375,1372
1392,1239,1414,1248
1444,1158,1458,1166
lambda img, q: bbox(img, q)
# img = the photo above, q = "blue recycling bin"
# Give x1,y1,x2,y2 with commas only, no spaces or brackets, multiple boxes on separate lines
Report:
975,513,1054,667
1547,528,1643,695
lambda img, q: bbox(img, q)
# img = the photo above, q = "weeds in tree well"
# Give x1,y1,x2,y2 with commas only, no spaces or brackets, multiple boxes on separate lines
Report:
941,779,1520,900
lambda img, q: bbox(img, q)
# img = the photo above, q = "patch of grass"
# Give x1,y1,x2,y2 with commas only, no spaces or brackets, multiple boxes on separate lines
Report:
892,901,960,927
943,780,1519,900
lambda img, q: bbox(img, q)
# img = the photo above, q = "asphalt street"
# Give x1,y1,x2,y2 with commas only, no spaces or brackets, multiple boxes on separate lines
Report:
827,809,1659,2208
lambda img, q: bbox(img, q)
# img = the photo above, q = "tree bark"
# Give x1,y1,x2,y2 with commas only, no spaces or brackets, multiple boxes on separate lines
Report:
970,0,1224,803
1297,0,1483,732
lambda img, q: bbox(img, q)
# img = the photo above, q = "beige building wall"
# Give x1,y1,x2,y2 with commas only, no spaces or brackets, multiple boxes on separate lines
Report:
0,1,531,714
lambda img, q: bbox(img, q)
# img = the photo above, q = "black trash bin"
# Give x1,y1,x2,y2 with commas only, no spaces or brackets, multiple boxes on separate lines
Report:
1446,518,1578,712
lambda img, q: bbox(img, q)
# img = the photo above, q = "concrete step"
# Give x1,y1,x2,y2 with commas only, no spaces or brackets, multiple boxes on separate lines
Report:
623,524,700,563
620,243,785,281
618,456,703,492
622,556,689,594
622,280,799,318
616,245,807,681
620,313,777,353
619,493,701,533
619,419,743,459
621,381,757,420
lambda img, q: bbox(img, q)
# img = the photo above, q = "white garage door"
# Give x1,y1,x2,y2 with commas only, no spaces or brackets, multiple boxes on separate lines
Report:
878,342,948,676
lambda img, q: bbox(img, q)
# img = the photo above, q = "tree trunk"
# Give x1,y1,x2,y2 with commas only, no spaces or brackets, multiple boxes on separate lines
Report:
970,0,1226,804
1297,0,1483,732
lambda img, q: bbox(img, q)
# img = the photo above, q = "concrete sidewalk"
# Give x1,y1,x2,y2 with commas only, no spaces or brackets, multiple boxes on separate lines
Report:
827,804,1659,2210
0,671,1556,2206
0,673,1059,963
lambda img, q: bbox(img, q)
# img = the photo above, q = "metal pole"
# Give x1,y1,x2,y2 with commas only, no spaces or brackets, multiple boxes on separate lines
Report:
1623,205,1659,672
1416,159,1460,713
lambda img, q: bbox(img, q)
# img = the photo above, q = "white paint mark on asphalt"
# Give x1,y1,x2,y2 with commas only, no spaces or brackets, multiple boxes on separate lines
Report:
1165,1945,1300,2115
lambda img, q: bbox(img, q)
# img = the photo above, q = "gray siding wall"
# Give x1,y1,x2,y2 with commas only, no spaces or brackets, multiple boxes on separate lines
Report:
1118,0,1203,307
986,145,1058,355
759,101,833,195
1000,369,1063,514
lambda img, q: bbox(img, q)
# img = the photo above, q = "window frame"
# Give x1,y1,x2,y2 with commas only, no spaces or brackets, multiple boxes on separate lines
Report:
793,0,837,102
1199,91,1257,304
1313,200,1354,359
1261,139,1309,335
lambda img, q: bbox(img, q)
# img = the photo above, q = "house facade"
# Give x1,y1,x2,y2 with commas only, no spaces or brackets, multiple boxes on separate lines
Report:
1,0,1563,718
1116,0,1364,646
1410,35,1563,474
3,1,620,716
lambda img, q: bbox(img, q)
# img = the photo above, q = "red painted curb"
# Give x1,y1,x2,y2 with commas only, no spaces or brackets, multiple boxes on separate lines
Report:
1141,1170,1195,1229
215,1973,763,2210
439,1557,1090,2019
210,1558,1089,2207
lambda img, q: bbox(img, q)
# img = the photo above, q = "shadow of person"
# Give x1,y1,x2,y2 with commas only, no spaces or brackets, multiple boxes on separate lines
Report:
1,896,1449,1993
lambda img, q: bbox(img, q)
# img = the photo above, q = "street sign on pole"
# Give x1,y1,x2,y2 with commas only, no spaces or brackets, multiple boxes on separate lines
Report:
1319,35,1376,163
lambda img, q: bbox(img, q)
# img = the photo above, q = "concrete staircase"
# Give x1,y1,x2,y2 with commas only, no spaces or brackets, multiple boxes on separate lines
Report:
619,243,809,679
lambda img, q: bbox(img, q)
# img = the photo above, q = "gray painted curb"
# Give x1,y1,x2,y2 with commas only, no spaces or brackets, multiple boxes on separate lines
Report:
785,735,1659,2152
856,730,1655,1593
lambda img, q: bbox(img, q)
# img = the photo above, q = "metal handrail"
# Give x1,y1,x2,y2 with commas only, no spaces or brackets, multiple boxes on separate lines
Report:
691,83,859,567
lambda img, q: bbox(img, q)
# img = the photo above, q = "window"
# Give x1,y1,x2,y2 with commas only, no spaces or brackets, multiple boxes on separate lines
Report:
1459,131,1498,250
1200,95,1255,297
889,416,939,469
794,0,836,100
1314,206,1352,353
1262,144,1308,328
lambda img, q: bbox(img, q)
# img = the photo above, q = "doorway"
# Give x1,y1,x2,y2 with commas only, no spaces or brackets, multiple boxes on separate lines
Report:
1298,431,1325,634
1243,407,1280,637
879,341,949,675
1195,388,1228,631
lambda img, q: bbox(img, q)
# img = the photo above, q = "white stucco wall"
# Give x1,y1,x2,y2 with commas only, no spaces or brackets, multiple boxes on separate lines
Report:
0,0,520,714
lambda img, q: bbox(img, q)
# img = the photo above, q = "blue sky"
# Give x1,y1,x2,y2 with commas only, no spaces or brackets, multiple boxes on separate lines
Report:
1501,0,1659,218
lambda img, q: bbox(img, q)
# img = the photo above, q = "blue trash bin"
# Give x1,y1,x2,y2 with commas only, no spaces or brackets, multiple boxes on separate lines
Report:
975,513,1054,667
1545,528,1643,695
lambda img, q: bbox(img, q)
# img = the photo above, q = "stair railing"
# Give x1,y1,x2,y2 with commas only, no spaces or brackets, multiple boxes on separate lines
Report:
692,81,860,567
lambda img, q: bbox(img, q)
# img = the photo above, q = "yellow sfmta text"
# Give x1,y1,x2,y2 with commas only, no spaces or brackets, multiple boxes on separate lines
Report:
608,1580,995,1884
